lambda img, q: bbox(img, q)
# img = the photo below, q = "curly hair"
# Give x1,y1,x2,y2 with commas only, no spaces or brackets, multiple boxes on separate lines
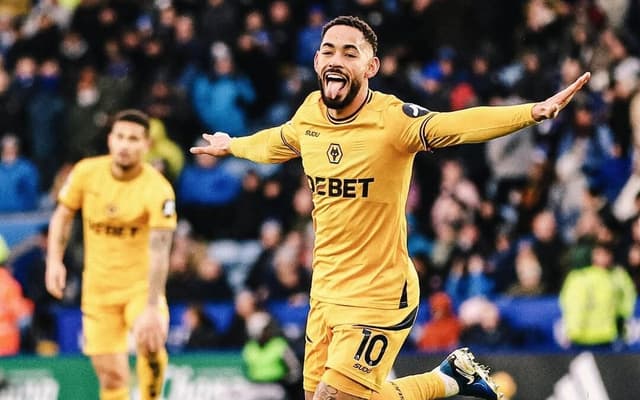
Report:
321,15,378,55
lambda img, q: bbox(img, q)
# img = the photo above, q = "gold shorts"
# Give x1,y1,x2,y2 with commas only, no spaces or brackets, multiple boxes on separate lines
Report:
81,292,169,355
303,299,418,398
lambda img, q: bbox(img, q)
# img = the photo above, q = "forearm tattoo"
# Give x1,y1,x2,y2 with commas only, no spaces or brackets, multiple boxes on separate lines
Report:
315,386,340,400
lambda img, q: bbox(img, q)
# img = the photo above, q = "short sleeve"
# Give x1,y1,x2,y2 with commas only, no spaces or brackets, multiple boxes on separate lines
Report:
147,178,178,230
57,160,89,210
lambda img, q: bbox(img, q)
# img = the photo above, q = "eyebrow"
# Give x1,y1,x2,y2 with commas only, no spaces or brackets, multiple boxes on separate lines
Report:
320,42,361,53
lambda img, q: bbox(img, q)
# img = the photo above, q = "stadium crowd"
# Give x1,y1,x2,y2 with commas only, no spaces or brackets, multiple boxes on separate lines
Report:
1,0,640,356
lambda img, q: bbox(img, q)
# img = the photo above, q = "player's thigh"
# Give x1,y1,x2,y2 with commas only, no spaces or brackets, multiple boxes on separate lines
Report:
90,351,130,388
323,306,417,398
82,303,128,355
303,300,331,393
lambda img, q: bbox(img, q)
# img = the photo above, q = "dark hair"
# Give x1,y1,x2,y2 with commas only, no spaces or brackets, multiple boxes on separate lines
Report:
113,109,150,133
322,15,378,55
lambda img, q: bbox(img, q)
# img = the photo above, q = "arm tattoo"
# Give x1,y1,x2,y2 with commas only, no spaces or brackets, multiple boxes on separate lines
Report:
315,386,339,400
150,229,172,250
314,383,364,400
147,229,173,305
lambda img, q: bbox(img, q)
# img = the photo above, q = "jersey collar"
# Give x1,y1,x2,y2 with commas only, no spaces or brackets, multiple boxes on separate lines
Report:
325,90,373,125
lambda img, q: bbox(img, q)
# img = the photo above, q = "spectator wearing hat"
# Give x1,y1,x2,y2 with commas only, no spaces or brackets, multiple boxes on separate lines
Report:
416,292,461,353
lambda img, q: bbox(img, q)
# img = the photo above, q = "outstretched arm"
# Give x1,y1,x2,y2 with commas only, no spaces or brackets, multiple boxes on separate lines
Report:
425,72,591,148
531,72,591,121
190,125,300,163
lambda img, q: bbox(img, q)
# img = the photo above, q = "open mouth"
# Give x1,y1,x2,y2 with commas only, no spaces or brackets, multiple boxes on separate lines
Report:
324,72,347,98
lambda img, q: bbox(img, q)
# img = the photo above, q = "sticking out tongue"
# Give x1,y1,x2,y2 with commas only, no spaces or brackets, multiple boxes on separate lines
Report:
326,80,344,99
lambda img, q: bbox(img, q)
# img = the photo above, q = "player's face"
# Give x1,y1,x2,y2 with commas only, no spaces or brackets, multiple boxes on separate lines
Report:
107,121,149,170
315,25,378,110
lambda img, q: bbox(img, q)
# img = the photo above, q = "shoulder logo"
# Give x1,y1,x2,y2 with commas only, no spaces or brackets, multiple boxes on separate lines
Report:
327,143,343,164
402,103,429,118
162,199,176,218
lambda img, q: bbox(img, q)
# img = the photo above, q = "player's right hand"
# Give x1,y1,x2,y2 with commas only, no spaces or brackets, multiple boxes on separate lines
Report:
189,132,232,157
45,260,67,299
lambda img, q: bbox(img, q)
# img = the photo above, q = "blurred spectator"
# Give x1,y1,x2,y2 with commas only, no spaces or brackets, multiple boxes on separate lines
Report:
0,68,13,136
21,1,64,63
200,0,239,47
230,170,266,239
289,185,313,234
6,55,38,144
0,234,34,356
445,253,494,307
182,303,220,350
520,210,568,293
505,245,546,296
485,97,536,208
603,29,639,155
626,240,640,292
28,58,65,190
486,226,518,293
459,296,520,350
0,133,40,213
242,311,302,400
219,289,262,348
191,42,256,136
62,66,109,161
559,241,637,350
563,210,602,271
246,219,283,292
550,94,615,236
263,241,311,305
166,238,233,302
166,13,205,88
514,49,553,102
236,13,279,124
431,159,480,232
176,138,242,239
416,292,461,352
6,225,59,349
514,150,554,234
267,0,296,65
140,75,199,151
145,117,184,182
371,49,421,103
295,5,325,67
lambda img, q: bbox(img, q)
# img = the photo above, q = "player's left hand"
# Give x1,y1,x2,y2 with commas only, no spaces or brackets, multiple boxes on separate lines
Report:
531,72,591,121
133,306,168,354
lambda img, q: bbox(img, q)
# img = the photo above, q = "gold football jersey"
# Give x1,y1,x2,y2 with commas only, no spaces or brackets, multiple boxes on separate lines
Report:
58,156,177,304
231,90,535,309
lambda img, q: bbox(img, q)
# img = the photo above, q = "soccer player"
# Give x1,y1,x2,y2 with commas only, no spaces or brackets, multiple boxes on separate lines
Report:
191,16,590,400
46,110,177,400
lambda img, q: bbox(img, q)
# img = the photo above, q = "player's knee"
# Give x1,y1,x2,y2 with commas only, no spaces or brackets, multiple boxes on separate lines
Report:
313,381,366,400
95,363,129,389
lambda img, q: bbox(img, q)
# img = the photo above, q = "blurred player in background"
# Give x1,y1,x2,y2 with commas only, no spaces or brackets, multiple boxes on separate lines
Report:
46,109,177,400
191,15,590,400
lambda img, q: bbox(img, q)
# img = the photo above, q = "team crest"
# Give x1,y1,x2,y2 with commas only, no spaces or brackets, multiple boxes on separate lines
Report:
105,203,118,216
162,199,176,218
327,143,343,164
402,103,429,118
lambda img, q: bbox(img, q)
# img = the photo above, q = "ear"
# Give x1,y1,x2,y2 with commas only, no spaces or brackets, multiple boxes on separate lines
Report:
106,131,114,148
365,56,380,79
313,51,320,75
